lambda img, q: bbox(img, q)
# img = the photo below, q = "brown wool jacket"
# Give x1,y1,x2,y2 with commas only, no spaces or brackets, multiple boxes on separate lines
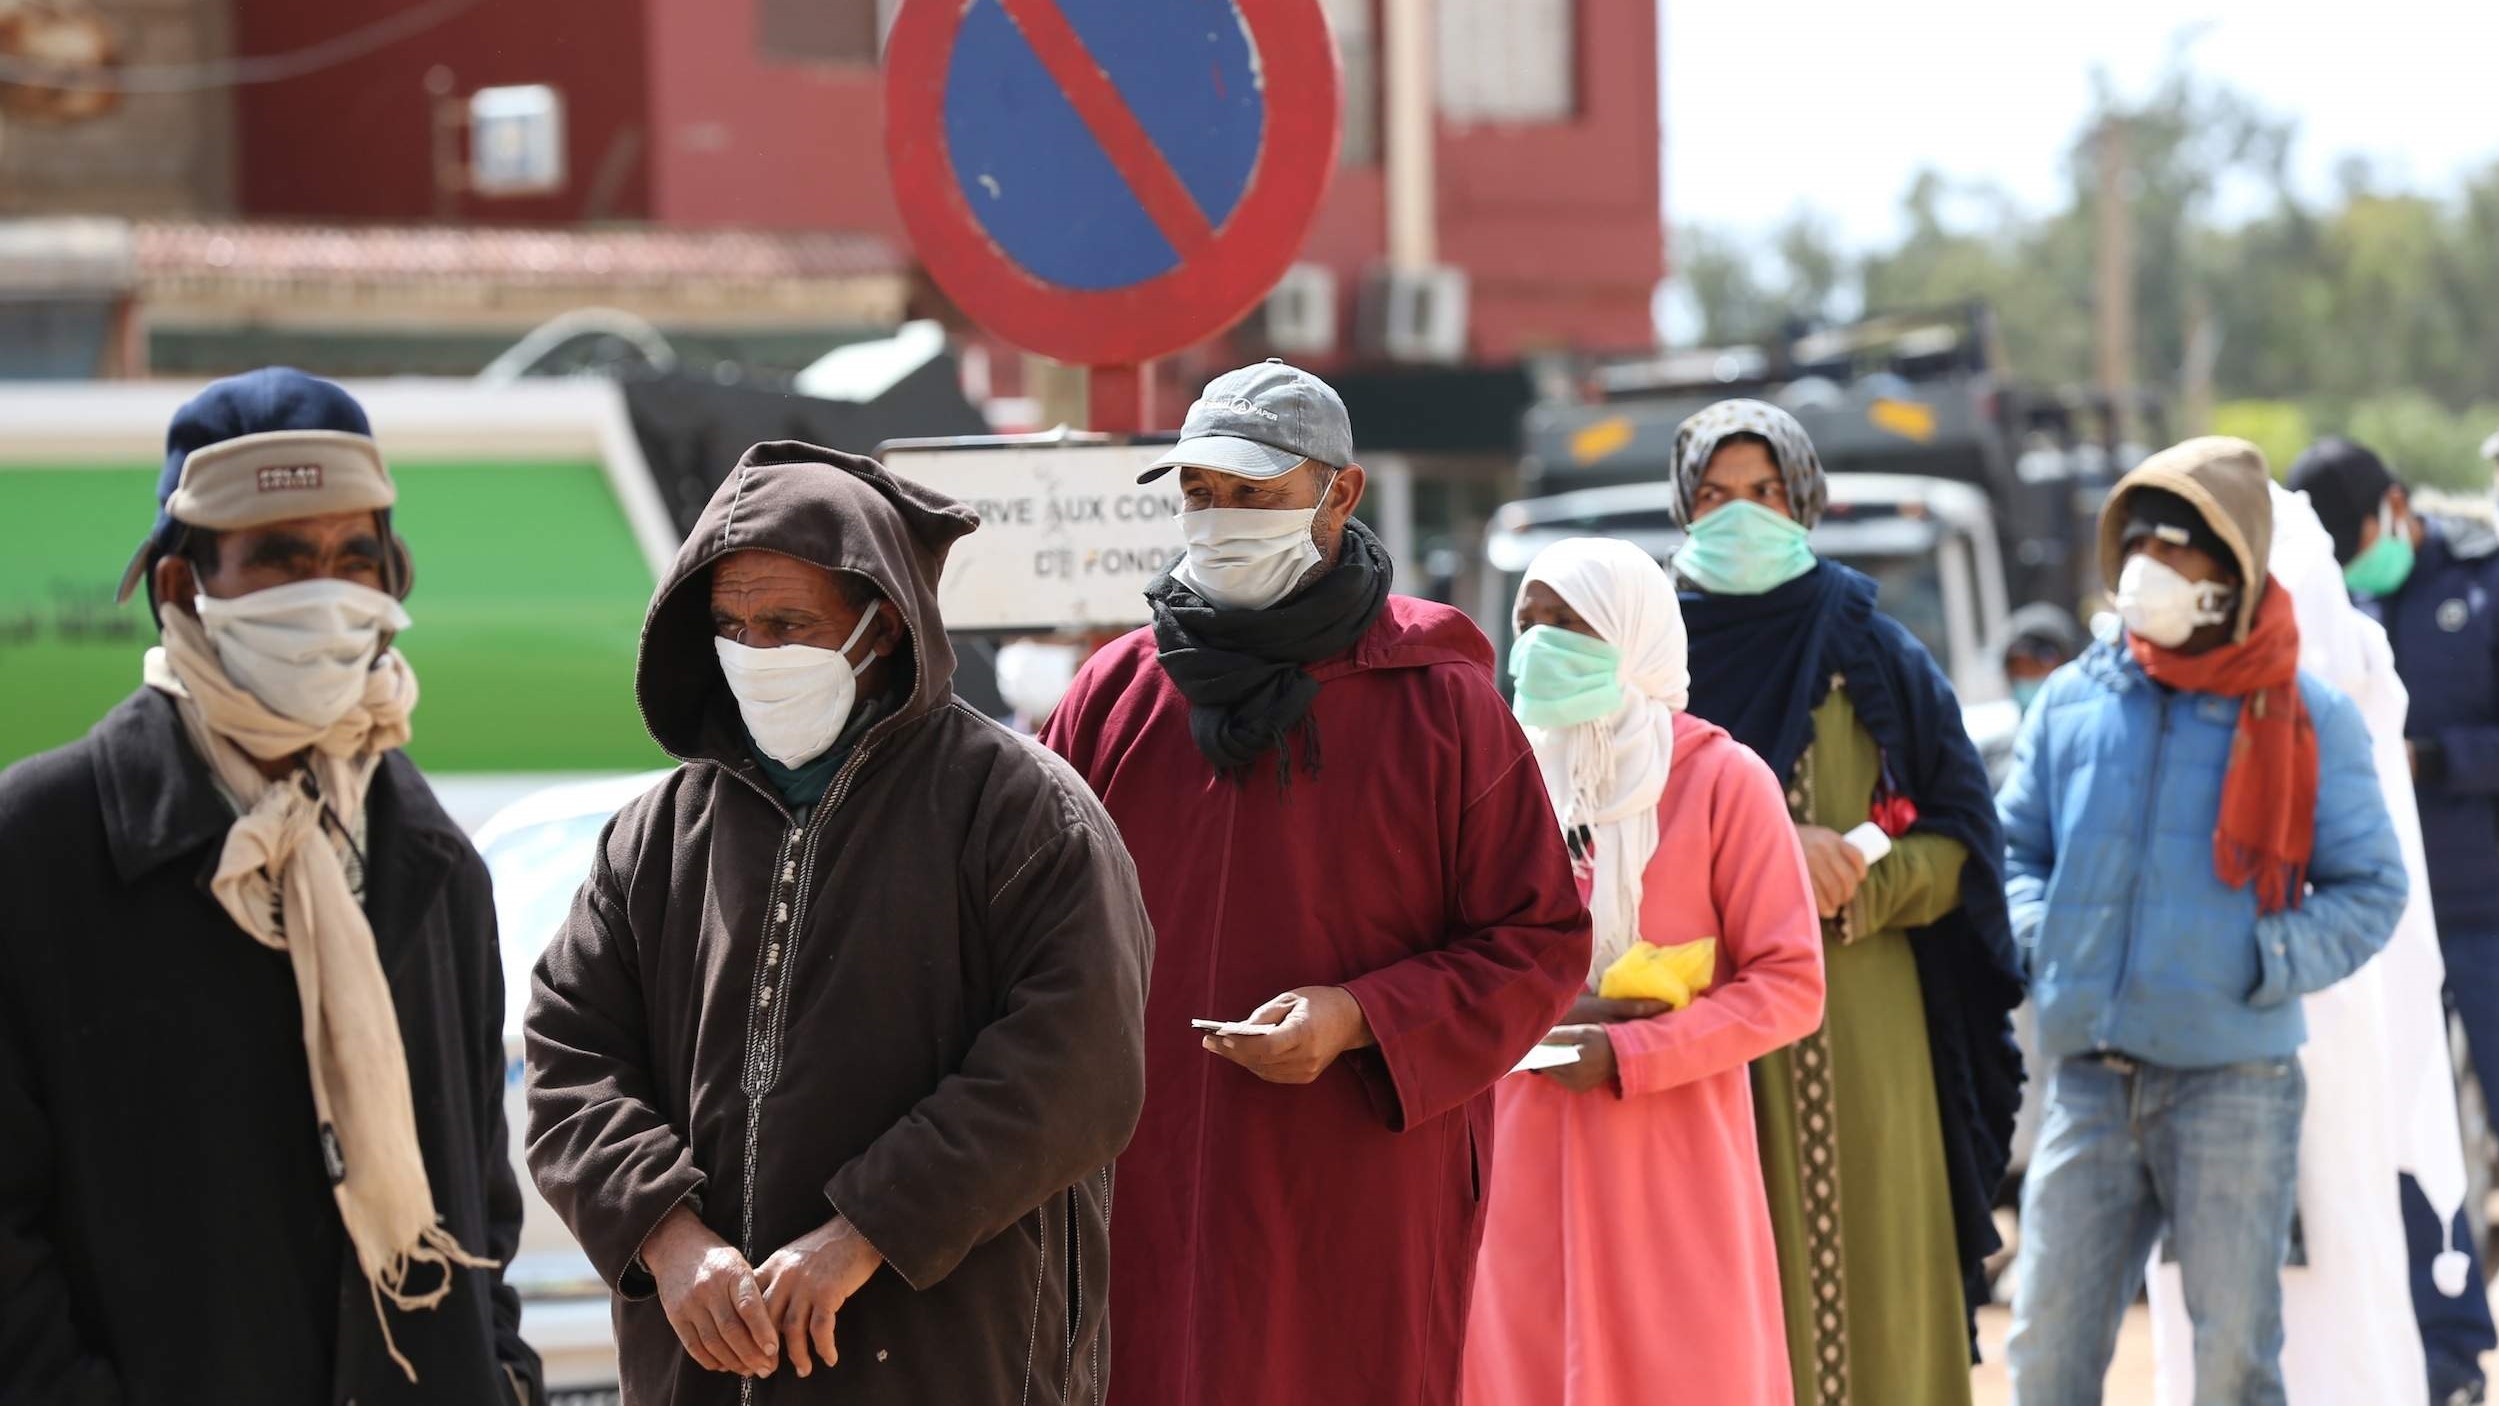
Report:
524,443,1152,1405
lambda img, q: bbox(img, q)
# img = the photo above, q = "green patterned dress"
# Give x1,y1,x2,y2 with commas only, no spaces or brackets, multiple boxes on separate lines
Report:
1753,681,1973,1406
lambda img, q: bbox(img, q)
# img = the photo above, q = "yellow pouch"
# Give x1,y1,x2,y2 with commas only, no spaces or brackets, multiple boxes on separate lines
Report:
1596,938,1719,1010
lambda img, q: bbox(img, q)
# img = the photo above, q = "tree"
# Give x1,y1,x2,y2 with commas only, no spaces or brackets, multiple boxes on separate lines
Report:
1668,53,2498,458
1667,223,1780,347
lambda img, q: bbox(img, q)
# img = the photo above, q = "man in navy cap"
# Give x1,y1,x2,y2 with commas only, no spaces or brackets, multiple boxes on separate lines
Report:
0,369,541,1403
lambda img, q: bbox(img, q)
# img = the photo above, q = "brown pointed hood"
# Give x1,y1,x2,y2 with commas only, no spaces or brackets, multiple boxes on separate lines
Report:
635,440,980,761
2098,435,2275,642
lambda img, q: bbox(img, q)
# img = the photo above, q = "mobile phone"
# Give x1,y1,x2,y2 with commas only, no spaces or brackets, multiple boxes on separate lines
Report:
1191,1019,1274,1035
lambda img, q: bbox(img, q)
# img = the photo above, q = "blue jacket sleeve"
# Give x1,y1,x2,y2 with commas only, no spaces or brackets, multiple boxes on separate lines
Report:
2250,687,2408,1006
1995,684,2058,975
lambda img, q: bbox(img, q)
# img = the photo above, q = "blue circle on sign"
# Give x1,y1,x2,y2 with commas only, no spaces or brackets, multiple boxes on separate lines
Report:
943,0,1264,291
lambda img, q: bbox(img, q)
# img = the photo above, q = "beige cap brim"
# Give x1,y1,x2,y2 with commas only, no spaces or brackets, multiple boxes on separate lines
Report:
114,430,397,604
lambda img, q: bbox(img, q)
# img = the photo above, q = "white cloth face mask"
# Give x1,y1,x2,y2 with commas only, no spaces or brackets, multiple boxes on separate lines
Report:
193,578,411,729
1173,491,1331,611
994,640,1082,723
714,607,879,768
2114,553,2234,649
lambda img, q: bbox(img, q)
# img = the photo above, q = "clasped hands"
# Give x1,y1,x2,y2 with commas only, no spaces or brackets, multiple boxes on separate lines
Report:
643,1202,883,1379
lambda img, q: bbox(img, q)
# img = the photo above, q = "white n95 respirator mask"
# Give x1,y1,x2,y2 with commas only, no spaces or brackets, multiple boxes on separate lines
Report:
714,608,879,768
194,578,410,729
2114,553,2234,649
994,640,1082,723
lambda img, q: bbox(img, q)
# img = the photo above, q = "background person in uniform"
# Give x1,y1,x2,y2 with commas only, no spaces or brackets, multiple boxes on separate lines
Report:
1465,537,1825,1406
2002,603,2085,717
2289,435,2499,1405
525,443,1151,1404
2000,439,2406,1406
1042,361,1590,1406
0,368,541,1404
1669,398,2024,1406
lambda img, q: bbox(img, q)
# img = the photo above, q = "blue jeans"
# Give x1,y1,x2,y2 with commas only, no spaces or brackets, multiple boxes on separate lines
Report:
2008,1054,2305,1406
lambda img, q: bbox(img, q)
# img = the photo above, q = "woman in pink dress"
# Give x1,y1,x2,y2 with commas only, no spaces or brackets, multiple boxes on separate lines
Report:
1467,537,1825,1406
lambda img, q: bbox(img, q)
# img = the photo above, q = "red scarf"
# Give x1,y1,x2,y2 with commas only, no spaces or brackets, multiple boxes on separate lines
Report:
2128,580,2314,913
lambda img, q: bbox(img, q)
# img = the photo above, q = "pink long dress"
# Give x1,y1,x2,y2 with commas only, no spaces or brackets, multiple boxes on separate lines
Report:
1464,713,1826,1406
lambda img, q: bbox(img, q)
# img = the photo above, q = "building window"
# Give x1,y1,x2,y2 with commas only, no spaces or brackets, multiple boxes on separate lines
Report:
1436,0,1576,125
756,0,902,66
1324,0,1378,166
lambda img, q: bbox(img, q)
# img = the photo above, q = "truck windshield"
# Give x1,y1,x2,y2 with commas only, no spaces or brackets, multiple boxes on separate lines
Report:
1842,551,1949,662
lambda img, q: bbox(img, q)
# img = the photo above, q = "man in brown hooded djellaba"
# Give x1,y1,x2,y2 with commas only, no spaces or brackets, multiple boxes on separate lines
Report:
525,442,1153,1405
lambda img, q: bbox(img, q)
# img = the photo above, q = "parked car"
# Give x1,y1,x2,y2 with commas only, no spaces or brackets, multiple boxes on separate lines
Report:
473,770,672,1403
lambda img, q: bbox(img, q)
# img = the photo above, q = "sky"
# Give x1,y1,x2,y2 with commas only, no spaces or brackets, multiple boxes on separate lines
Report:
1662,0,2499,252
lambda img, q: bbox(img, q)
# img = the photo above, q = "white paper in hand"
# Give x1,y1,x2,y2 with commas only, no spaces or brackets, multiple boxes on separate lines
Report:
1510,1043,1583,1076
1842,820,1894,865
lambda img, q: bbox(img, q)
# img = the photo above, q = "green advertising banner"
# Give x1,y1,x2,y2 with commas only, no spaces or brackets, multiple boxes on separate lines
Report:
0,458,664,774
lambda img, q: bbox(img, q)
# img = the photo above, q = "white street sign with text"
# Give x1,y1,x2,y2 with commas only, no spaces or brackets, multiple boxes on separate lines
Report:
885,443,1183,631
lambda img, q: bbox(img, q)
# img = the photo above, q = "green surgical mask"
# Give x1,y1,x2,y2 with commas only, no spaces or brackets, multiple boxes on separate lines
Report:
1508,625,1624,729
1675,498,1817,596
2343,502,2416,598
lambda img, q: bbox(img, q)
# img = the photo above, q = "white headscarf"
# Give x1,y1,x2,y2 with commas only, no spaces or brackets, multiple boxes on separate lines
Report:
1516,538,1689,983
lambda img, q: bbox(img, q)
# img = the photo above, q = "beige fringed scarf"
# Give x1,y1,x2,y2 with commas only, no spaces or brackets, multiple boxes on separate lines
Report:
145,607,492,1381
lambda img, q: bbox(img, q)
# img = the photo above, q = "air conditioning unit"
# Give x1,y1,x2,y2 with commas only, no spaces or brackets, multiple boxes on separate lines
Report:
469,85,566,197
1357,265,1469,365
1261,263,1339,357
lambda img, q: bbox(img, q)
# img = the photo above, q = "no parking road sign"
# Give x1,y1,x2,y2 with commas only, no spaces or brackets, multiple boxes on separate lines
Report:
884,0,1341,370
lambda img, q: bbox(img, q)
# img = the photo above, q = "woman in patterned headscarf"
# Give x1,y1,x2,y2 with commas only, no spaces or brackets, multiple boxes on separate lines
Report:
1672,399,2025,1406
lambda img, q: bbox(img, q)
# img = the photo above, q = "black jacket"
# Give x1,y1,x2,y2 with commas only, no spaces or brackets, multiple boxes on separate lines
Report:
525,443,1153,1405
2365,512,2499,930
0,688,541,1406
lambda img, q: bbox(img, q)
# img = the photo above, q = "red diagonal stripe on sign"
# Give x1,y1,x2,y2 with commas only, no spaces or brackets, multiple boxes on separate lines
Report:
993,0,1218,259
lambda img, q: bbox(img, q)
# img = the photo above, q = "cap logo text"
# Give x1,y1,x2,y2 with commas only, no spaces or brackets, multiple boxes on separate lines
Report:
257,465,325,492
1197,395,1278,421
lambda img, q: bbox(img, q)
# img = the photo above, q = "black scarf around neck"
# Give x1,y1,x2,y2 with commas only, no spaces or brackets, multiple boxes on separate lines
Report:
1147,515,1393,783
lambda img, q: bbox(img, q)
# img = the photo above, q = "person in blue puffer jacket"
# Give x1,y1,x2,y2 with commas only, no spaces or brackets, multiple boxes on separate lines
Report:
1999,437,2408,1406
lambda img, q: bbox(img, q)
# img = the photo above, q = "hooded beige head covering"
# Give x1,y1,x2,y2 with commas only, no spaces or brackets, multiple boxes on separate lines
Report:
2098,436,2276,642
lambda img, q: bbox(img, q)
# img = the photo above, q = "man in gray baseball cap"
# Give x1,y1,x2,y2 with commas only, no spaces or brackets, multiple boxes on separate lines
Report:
1038,362,1588,1406
1134,358,1362,610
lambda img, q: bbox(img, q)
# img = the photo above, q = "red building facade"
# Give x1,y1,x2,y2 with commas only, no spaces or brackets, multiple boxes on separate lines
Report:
227,0,1662,368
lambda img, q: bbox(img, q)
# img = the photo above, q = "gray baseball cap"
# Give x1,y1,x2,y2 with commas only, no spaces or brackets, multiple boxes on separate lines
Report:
1138,359,1355,484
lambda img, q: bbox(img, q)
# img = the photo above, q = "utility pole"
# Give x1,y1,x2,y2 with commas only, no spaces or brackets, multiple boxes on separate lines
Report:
2093,118,2136,437
1382,0,1435,272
